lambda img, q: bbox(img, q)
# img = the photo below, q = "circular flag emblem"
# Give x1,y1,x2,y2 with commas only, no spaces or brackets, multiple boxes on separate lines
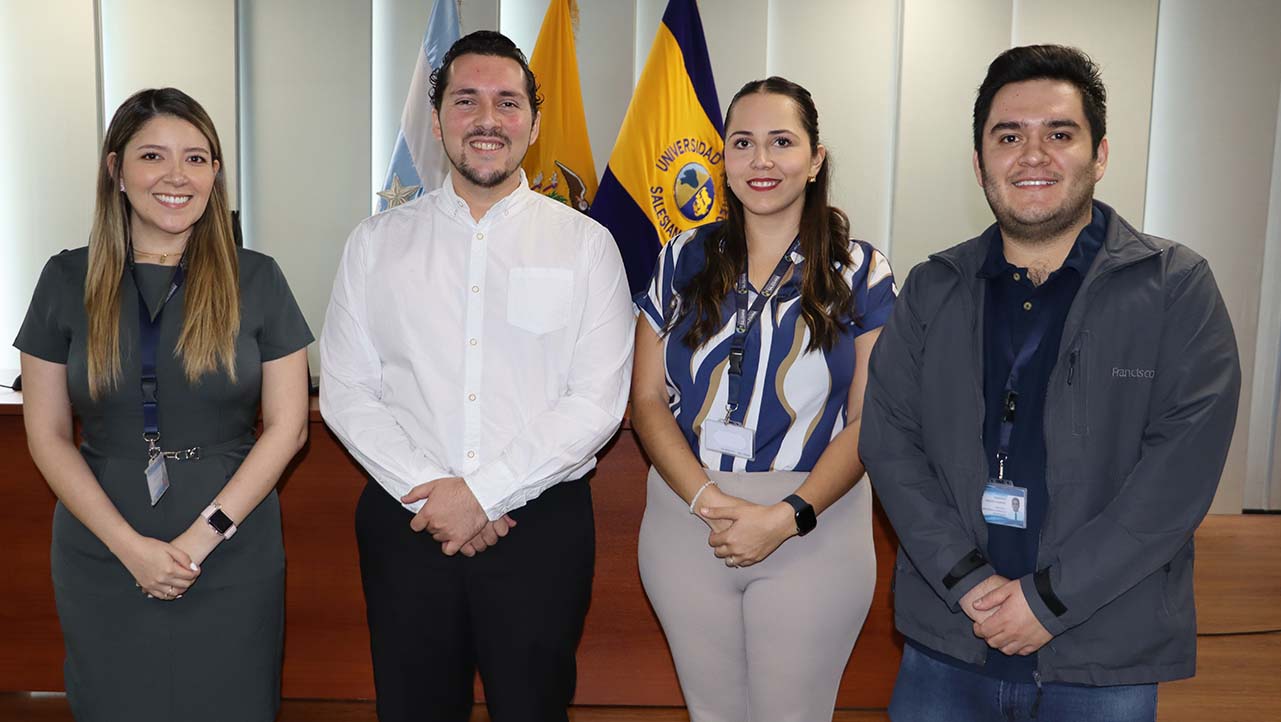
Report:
673,162,716,222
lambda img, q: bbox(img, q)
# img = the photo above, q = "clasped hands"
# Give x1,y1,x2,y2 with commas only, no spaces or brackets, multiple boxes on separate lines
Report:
960,574,1053,656
402,476,516,557
122,521,221,600
696,484,795,568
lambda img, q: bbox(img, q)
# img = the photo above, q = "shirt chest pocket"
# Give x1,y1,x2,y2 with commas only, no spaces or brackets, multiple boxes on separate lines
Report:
507,267,574,335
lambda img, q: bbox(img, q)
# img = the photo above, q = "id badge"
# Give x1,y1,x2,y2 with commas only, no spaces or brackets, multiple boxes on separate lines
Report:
702,419,756,459
982,480,1027,529
146,454,170,506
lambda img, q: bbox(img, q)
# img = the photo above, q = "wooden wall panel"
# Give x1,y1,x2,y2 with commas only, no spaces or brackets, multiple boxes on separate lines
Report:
0,401,902,706
276,425,376,698
0,411,64,692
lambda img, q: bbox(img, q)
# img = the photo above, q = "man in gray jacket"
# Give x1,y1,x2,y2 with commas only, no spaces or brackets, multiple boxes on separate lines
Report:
861,45,1240,721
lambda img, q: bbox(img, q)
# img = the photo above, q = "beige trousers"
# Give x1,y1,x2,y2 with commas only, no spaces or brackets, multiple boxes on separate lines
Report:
638,467,877,722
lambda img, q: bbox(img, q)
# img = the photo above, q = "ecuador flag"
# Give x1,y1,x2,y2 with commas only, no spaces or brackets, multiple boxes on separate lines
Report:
523,0,597,213
590,0,724,293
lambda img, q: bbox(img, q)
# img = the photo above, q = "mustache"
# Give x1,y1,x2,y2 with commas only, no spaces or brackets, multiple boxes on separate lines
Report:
465,128,509,143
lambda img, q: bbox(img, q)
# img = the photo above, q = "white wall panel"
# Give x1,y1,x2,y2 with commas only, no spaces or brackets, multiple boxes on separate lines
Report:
101,0,239,207
768,0,900,254
891,0,1012,271
463,0,501,37
1012,0,1157,227
500,0,548,58
239,0,372,369
635,0,662,87
373,0,432,211
1246,73,1281,510
0,1,100,371
1144,0,1281,513
576,0,638,181
700,0,769,120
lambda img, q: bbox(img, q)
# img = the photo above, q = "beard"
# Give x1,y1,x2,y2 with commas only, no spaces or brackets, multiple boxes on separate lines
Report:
980,162,1096,244
447,129,521,189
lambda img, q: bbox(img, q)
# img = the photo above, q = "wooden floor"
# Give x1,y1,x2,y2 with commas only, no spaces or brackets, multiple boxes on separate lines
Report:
0,698,888,721
2,514,1275,722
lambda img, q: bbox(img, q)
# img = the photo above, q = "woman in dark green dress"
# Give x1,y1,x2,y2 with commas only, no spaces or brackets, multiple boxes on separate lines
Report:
15,88,312,721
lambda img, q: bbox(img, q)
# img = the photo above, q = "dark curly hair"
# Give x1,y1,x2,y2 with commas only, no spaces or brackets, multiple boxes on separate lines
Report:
429,30,542,114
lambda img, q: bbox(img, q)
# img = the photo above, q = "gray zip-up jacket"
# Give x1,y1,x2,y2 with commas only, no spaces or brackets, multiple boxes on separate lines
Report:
860,202,1241,686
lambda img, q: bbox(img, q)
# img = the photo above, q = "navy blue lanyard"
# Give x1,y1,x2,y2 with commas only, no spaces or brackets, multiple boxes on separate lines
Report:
130,254,186,447
993,289,1056,479
725,238,802,420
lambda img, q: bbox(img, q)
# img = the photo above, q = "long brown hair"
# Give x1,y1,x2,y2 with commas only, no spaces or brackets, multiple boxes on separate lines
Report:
86,88,239,399
669,77,855,353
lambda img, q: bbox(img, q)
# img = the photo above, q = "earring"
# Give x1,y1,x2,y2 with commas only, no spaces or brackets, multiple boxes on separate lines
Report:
119,179,125,192
807,176,816,184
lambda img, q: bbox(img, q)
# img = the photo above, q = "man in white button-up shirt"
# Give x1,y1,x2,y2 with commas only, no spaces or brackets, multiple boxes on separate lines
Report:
319,31,633,722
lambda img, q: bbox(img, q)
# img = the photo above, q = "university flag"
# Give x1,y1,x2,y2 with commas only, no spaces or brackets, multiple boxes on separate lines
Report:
589,0,724,293
522,0,597,212
376,0,461,211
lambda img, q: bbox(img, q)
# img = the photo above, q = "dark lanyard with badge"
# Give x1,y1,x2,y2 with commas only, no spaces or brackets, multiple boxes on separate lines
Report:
701,238,803,460
131,249,187,506
980,294,1057,529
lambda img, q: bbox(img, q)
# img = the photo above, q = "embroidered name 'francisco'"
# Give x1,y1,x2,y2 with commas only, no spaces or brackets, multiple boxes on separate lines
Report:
1112,367,1155,379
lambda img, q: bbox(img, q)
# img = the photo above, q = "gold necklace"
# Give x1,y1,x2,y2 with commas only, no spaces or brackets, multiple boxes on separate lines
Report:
132,247,184,265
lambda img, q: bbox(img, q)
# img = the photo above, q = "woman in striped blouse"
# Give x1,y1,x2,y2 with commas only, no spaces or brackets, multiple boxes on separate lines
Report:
631,76,897,721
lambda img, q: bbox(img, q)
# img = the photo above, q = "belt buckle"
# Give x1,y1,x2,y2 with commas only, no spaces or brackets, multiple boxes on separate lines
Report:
162,446,202,461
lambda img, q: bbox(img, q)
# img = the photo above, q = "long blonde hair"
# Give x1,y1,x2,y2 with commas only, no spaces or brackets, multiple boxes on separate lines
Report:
86,88,239,399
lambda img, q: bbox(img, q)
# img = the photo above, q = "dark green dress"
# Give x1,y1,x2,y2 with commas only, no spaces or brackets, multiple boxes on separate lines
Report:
14,247,313,722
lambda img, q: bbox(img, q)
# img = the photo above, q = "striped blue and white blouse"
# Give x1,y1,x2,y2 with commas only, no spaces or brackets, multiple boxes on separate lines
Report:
636,224,897,473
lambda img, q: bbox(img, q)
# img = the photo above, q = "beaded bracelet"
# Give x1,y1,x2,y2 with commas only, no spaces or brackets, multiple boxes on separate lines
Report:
689,479,717,514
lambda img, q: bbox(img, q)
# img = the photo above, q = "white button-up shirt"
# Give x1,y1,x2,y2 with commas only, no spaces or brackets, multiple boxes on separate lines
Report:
319,173,634,519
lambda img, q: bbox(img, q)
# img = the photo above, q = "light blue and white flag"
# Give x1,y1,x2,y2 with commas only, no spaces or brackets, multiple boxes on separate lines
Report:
376,0,461,211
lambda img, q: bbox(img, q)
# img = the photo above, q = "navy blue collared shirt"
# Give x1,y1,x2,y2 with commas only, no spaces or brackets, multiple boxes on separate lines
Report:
977,203,1105,681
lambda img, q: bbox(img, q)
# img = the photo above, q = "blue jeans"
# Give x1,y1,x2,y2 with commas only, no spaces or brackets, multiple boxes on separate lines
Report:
889,644,1158,722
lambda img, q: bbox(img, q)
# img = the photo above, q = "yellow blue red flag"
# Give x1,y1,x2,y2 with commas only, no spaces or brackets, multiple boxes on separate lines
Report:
589,0,724,293
522,0,597,213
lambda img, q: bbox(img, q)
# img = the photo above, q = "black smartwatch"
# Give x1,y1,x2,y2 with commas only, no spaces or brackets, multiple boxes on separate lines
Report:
201,502,238,540
782,494,816,536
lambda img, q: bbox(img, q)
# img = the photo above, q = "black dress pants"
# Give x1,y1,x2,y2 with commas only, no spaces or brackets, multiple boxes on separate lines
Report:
355,478,595,722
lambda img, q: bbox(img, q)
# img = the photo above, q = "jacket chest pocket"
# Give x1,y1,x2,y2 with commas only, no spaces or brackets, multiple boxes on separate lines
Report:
507,267,574,334
1067,331,1089,436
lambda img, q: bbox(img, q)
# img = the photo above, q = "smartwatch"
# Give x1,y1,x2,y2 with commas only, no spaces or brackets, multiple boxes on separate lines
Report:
201,502,238,540
782,494,816,536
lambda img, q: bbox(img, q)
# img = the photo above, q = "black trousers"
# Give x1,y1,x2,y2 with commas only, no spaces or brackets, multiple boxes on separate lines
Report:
355,477,595,722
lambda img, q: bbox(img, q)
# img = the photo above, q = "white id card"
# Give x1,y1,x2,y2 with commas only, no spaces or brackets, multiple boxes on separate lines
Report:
146,454,170,506
981,480,1027,529
702,419,756,459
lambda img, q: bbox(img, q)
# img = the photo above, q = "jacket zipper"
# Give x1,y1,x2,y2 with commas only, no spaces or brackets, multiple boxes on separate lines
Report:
1066,350,1077,385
